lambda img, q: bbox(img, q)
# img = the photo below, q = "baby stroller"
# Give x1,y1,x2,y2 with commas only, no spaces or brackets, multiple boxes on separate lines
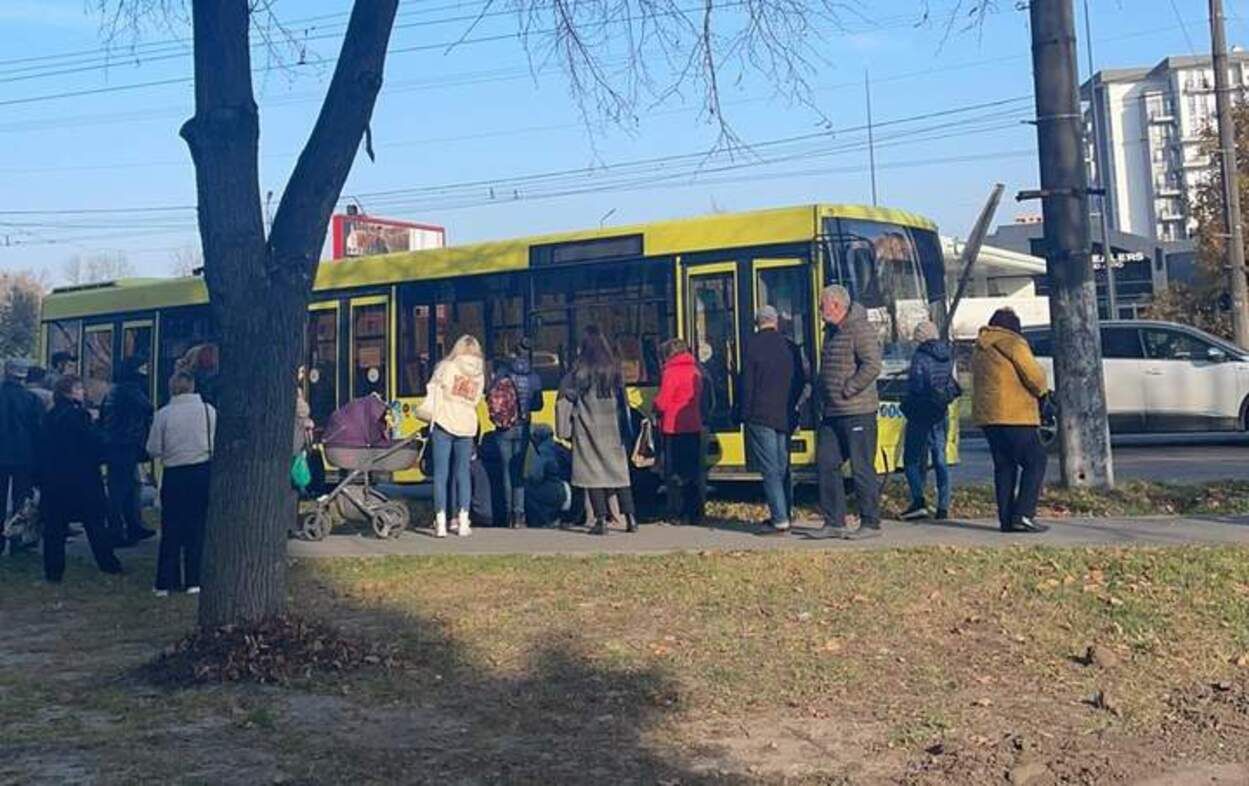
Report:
297,395,423,541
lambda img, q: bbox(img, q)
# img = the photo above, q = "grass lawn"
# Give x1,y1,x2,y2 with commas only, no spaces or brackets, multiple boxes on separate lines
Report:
3,543,1249,785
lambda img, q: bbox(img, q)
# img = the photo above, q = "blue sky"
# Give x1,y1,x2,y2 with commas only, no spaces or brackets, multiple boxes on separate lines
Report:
0,0,1237,278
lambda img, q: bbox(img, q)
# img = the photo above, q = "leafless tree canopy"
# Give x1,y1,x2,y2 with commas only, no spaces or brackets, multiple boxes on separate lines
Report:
97,1,998,153
61,252,134,286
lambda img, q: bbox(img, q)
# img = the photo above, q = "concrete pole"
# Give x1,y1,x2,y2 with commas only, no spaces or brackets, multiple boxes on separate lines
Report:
1210,0,1249,349
1028,0,1114,488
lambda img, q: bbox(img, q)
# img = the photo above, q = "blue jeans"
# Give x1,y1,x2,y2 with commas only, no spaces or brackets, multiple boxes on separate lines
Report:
746,423,792,525
903,417,950,511
432,426,473,517
496,423,530,516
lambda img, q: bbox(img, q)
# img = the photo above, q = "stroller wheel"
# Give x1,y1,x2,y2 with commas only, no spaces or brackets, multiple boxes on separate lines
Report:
371,501,409,539
301,509,334,541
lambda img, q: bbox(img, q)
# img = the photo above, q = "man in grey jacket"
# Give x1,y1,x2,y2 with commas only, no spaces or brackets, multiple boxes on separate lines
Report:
813,285,883,538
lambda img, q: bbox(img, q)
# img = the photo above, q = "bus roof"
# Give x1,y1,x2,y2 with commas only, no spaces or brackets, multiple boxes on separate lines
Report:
42,202,936,320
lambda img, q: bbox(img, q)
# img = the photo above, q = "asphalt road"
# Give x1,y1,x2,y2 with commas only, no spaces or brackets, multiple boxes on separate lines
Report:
952,432,1249,485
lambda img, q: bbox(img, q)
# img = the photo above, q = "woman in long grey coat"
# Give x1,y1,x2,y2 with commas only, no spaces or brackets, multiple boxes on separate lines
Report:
558,329,637,535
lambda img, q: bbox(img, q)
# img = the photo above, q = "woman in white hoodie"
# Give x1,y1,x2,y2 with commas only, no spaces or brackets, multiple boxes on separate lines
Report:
419,335,485,537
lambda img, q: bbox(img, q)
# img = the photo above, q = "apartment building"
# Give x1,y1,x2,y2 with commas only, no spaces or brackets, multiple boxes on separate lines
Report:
1083,53,1249,242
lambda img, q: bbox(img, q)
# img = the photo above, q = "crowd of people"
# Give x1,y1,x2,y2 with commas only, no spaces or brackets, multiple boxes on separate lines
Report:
412,283,1053,539
0,355,216,591
1,283,1056,582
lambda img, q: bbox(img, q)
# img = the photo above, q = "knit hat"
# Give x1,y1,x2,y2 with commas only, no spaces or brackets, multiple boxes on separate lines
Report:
912,320,939,343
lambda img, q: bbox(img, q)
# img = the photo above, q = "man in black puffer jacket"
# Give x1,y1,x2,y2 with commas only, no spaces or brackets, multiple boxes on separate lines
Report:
100,357,156,547
813,285,883,539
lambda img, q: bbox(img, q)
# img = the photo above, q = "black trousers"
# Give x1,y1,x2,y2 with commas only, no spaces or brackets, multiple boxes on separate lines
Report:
42,490,120,582
662,433,704,524
982,425,1047,528
106,452,146,542
156,462,210,591
588,487,635,522
0,466,34,554
817,414,881,528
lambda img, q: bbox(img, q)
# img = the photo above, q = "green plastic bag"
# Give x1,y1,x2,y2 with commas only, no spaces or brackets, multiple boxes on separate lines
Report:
290,450,312,491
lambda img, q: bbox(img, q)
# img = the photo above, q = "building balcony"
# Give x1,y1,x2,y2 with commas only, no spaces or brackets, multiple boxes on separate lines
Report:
1155,185,1182,197
1158,212,1186,222
1181,157,1212,169
1148,111,1176,124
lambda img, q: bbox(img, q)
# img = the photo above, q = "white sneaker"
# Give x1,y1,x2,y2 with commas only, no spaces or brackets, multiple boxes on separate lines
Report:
434,511,448,538
457,510,471,537
153,589,170,598
185,586,201,595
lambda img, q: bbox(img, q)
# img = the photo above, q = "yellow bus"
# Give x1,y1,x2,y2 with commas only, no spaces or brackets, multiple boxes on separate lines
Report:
39,202,957,483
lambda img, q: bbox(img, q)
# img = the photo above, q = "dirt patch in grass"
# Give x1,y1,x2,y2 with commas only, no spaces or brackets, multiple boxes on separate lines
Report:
2,546,1249,784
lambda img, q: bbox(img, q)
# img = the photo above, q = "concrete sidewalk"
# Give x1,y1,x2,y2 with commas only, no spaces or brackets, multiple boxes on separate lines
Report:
283,515,1249,559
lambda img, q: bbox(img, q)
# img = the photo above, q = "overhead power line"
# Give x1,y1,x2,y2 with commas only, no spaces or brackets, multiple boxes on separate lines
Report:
0,94,1034,235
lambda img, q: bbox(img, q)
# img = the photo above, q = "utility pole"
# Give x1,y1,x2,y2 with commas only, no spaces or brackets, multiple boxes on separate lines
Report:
1026,0,1114,488
1082,0,1118,319
865,69,878,206
1210,0,1249,349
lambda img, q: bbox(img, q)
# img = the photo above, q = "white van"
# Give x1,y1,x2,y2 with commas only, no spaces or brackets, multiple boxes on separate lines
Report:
1021,320,1249,433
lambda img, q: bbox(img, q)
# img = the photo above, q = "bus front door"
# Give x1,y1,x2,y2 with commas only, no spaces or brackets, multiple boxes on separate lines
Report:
685,263,741,470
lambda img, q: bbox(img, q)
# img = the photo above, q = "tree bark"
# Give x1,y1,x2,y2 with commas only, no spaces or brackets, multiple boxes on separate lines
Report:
183,0,399,628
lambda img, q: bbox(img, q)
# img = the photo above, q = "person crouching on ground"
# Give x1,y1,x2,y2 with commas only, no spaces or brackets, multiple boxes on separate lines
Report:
38,375,123,583
971,308,1050,534
419,334,485,538
900,320,961,522
146,370,216,596
651,338,705,526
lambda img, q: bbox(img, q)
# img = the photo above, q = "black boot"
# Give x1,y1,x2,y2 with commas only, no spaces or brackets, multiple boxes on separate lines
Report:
590,519,608,536
625,515,638,533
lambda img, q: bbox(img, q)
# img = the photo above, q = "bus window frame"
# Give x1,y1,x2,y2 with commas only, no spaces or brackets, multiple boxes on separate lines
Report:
528,257,675,389
121,318,157,403
349,295,390,400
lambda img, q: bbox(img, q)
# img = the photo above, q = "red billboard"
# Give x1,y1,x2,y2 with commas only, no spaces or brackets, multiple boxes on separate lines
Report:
330,212,446,260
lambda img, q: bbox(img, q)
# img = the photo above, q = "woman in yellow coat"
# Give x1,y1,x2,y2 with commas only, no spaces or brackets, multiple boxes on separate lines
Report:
972,308,1051,534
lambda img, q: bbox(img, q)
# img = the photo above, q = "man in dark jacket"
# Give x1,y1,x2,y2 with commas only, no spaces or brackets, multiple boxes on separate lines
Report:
900,321,960,521
100,357,156,546
39,375,122,582
494,339,543,528
742,305,807,533
813,285,884,539
1,359,42,555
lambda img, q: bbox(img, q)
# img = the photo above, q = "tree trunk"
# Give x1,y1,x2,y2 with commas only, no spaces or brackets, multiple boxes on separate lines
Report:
182,0,399,628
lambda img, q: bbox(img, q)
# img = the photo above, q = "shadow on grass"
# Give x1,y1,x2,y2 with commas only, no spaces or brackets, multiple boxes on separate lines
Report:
156,565,769,785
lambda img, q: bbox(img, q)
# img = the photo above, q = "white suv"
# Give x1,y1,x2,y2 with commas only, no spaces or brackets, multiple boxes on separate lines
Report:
1021,320,1249,433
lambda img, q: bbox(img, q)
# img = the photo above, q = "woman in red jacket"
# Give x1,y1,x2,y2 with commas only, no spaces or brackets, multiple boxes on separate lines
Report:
652,338,705,525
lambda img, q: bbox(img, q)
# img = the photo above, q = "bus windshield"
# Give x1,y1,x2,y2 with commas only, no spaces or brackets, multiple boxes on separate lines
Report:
823,217,946,373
